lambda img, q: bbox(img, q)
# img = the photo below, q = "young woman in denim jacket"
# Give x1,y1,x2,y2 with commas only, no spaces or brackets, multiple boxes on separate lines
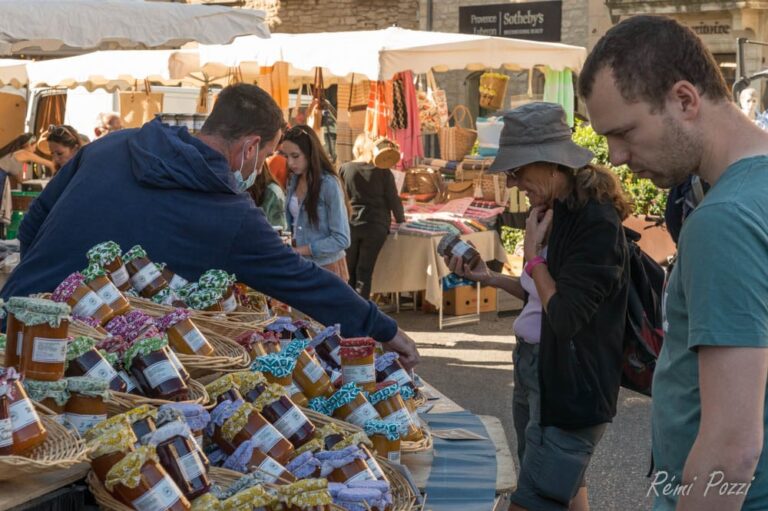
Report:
281,125,351,279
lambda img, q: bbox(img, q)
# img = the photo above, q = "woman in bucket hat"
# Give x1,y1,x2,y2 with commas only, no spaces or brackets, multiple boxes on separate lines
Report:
445,102,631,511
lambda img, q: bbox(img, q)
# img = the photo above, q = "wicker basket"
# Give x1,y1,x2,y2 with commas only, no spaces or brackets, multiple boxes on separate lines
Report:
0,411,88,481
302,407,364,434
479,73,509,110
379,457,420,511
400,428,433,454
179,328,252,378
106,378,209,416
438,105,477,162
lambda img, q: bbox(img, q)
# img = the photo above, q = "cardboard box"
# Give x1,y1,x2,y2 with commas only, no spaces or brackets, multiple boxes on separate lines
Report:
442,285,497,315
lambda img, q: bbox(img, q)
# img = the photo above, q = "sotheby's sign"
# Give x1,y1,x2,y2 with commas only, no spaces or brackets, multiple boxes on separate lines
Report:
459,2,562,42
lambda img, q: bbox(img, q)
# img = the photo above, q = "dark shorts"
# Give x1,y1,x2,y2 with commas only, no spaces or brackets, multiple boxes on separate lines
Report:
511,340,607,511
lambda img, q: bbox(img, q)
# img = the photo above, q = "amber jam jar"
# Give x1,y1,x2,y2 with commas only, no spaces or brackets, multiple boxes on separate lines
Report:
105,446,191,511
83,264,132,317
246,447,295,484
329,383,380,429
4,298,28,368
292,347,334,400
253,353,308,405
197,270,238,313
0,392,12,456
15,298,71,382
88,424,137,484
339,338,376,393
159,265,189,292
254,384,315,449
312,326,343,371
323,447,377,485
369,383,422,442
205,374,244,405
437,233,482,269
23,379,69,424
123,245,169,298
64,376,109,436
53,272,115,326
364,419,402,465
214,401,294,465
124,337,188,401
230,371,268,404
88,241,132,292
235,330,281,360
66,336,126,392
2,372,48,455
159,309,214,357
374,352,416,394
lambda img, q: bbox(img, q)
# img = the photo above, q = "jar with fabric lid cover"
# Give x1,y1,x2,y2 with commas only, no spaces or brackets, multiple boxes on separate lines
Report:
16,297,70,381
253,383,315,449
124,336,188,400
276,478,334,511
23,378,69,424
158,309,214,357
64,376,109,436
88,424,137,484
365,418,402,464
252,353,308,407
283,339,334,399
123,245,169,298
66,335,126,392
82,263,132,317
339,338,376,393
205,374,243,405
52,272,114,326
87,241,132,291
1,368,48,455
212,399,294,465
230,371,268,403
369,382,422,442
328,383,380,429
197,269,238,313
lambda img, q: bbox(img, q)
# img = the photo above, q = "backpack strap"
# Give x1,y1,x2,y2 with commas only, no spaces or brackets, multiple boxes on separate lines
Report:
690,175,705,205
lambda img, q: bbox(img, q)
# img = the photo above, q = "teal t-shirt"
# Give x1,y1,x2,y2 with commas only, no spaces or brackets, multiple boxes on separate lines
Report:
652,156,768,510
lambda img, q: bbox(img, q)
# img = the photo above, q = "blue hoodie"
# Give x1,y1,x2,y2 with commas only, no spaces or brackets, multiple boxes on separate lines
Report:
2,120,397,342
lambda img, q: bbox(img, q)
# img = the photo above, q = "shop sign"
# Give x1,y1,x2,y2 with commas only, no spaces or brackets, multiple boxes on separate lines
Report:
683,20,731,37
459,2,562,42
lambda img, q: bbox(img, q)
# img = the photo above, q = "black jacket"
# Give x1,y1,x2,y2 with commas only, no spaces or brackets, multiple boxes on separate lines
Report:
340,162,405,229
539,198,629,429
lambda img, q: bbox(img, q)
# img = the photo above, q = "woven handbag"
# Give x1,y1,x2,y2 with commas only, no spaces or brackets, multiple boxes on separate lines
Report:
438,105,478,161
445,181,475,201
474,172,510,205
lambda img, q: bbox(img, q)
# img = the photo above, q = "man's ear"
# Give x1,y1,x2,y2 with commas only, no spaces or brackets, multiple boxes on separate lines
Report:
247,135,262,159
667,80,701,120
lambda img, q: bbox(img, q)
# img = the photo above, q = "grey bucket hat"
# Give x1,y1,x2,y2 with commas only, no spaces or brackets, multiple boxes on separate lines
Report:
488,102,594,173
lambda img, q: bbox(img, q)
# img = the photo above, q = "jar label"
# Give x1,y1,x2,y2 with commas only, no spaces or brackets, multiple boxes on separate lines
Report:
342,363,375,386
117,370,138,392
32,337,67,363
10,398,38,432
110,264,130,287
329,345,342,365
85,358,119,383
195,434,204,450
221,293,237,313
388,451,401,464
346,467,376,484
272,405,308,439
251,422,284,454
182,328,207,353
165,349,186,378
365,455,386,480
346,401,380,428
452,240,473,259
143,360,179,389
131,475,182,511
302,360,326,384
385,368,413,388
169,274,188,291
65,412,106,436
15,331,22,356
384,407,413,428
72,290,106,318
96,281,122,307
284,381,302,397
258,455,285,483
52,414,66,426
130,263,162,293
0,418,12,448
178,450,205,482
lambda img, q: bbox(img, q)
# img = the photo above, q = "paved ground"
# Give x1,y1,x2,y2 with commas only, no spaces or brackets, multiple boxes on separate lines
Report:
393,308,655,511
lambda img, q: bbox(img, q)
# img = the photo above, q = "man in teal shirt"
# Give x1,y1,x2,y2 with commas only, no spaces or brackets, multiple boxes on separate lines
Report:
579,15,768,511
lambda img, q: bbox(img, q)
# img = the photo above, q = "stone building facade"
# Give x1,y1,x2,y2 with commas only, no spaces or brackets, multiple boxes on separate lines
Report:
273,0,420,33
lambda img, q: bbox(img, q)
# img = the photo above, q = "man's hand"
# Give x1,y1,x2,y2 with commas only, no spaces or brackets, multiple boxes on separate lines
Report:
383,328,420,370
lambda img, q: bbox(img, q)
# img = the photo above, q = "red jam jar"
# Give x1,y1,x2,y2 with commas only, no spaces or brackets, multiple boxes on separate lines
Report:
52,272,115,326
66,335,126,392
158,309,214,357
123,245,169,299
2,370,48,455
254,384,315,449
148,417,211,501
213,401,294,464
340,338,376,393
124,337,189,401
87,241,132,292
15,298,71,382
312,325,343,371
374,352,416,394
159,264,189,291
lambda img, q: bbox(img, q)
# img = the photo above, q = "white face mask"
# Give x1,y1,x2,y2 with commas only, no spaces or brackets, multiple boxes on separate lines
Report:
233,141,259,192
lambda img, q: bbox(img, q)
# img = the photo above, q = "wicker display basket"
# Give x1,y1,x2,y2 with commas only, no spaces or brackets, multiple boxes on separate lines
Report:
400,428,433,454
0,408,88,481
479,72,509,110
437,105,477,162
106,378,209,416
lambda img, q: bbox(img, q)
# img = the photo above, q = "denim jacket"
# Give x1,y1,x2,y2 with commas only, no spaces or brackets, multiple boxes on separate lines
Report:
286,171,350,266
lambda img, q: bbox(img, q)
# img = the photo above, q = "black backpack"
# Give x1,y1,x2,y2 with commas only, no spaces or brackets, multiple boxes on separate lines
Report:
621,227,666,396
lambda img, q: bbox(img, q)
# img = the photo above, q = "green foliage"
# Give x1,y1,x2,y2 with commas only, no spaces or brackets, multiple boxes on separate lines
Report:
571,121,667,217
501,226,525,254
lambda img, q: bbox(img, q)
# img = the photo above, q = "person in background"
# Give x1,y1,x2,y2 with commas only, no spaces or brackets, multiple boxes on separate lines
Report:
267,152,289,189
281,125,351,280
94,112,123,139
0,133,54,185
40,124,83,172
249,163,287,231
447,103,630,511
341,134,405,300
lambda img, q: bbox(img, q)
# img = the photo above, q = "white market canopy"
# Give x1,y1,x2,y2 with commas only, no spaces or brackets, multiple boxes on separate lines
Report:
0,59,28,88
195,27,587,81
0,0,269,57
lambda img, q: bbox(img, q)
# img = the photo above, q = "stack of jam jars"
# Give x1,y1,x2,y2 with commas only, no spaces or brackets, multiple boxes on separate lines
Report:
339,338,377,393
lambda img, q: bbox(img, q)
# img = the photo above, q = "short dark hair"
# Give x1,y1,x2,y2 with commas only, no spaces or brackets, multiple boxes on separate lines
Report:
201,83,284,142
579,15,730,111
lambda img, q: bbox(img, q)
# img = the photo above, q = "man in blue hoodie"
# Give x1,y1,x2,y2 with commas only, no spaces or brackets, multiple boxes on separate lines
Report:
2,84,419,367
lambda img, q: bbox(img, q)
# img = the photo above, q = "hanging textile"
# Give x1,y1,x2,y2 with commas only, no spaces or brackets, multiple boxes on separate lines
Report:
543,68,575,127
365,80,393,139
256,62,290,109
393,70,423,169
391,76,408,130
33,90,67,140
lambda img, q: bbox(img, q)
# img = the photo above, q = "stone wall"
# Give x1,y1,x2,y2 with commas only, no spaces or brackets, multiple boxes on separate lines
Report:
273,0,420,33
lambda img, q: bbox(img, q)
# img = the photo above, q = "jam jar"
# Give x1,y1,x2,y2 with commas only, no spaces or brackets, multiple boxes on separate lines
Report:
149,418,211,500
198,269,238,313
369,383,422,442
205,374,243,405
124,405,159,443
185,287,225,313
88,424,137,484
265,318,300,351
284,341,334,399
159,309,214,357
66,336,126,392
245,447,295,484
375,352,416,394
82,264,132,317
252,353,307,405
52,272,115,326
328,433,389,483
339,338,377,393
329,383,380,429
365,419,402,464
159,264,189,292
276,479,333,511
0,391,11,456
222,485,277,511
320,447,377,485
16,297,71,382
230,371,268,403
4,297,28,368
235,330,281,359
215,401,294,465
159,403,210,451
64,376,109,436
124,337,189,401
23,379,69,424
2,370,48,455
254,384,315,449
312,325,342,371
87,241,132,292
105,446,191,511
437,233,482,269
123,245,169,298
